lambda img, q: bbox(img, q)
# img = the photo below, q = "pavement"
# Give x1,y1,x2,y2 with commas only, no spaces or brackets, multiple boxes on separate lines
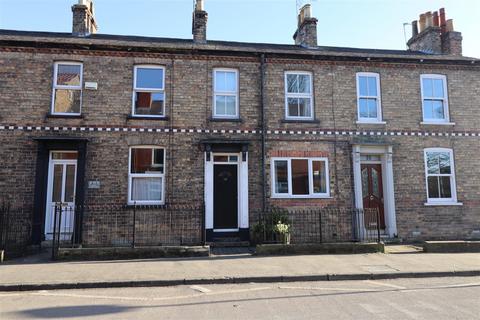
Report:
1,246,480,291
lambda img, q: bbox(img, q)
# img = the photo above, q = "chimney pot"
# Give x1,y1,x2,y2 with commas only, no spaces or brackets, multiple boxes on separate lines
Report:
419,13,426,32
412,20,419,37
439,8,447,33
425,11,433,28
433,11,439,27
303,4,312,18
445,19,454,32
196,0,204,11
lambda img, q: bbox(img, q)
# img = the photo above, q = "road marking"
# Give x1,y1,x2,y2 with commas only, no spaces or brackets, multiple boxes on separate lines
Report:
388,301,419,318
28,286,273,303
400,281,480,293
190,285,211,293
278,285,379,292
364,280,407,290
0,293,24,298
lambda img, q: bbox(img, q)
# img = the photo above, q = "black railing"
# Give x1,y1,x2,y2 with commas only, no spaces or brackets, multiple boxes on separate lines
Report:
0,201,32,258
52,202,205,258
252,207,381,245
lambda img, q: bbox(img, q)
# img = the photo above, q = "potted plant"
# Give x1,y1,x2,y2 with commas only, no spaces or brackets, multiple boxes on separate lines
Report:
251,207,291,245
274,221,291,245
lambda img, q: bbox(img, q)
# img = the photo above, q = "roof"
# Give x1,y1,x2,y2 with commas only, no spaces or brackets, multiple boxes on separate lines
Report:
0,29,478,64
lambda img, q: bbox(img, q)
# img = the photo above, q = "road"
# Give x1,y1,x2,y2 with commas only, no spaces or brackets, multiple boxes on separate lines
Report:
1,277,480,319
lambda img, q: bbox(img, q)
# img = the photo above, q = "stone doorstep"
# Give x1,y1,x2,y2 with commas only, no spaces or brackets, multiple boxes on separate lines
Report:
56,245,210,261
255,242,385,256
423,241,480,253
207,241,250,248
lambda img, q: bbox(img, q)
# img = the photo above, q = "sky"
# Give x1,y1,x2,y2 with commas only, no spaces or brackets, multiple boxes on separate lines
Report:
0,0,478,58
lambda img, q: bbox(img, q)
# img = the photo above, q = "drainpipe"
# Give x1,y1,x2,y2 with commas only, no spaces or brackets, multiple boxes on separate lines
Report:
329,66,340,198
260,54,267,212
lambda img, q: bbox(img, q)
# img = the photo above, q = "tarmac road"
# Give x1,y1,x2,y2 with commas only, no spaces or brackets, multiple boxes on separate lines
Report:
1,276,480,319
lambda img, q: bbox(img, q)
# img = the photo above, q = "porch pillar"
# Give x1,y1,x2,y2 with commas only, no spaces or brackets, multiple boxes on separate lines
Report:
384,146,397,237
352,145,366,240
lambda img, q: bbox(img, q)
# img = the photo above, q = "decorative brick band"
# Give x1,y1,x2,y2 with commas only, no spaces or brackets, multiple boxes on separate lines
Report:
0,124,479,138
270,150,329,157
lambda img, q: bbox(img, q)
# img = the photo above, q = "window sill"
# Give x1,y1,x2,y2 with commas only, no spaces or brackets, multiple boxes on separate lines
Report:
281,119,320,124
420,121,455,126
271,196,333,199
424,202,463,206
46,113,83,119
209,117,243,123
127,115,169,121
356,120,387,125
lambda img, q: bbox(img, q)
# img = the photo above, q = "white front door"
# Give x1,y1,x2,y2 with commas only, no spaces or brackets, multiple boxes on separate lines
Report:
45,151,78,240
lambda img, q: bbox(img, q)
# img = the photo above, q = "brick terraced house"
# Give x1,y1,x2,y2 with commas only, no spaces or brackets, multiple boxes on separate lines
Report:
1,0,479,252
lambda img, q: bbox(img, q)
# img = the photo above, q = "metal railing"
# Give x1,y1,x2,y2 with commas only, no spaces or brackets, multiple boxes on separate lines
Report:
0,201,32,258
52,202,205,259
252,207,381,245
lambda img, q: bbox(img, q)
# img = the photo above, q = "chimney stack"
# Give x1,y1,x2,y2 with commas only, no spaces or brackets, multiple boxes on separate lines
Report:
72,0,97,36
192,0,208,43
293,4,318,48
407,8,462,55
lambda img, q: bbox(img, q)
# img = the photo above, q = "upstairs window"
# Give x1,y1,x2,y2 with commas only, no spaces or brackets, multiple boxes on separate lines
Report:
356,72,382,122
133,66,165,117
285,72,313,120
421,74,449,123
271,157,329,198
424,148,458,204
52,62,83,115
213,69,239,118
128,147,165,205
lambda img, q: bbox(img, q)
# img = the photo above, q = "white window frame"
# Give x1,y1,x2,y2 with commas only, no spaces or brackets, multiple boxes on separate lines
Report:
51,61,83,116
356,72,384,123
420,74,450,124
128,146,166,205
132,65,166,118
423,148,460,205
271,157,330,199
213,68,239,119
284,71,314,120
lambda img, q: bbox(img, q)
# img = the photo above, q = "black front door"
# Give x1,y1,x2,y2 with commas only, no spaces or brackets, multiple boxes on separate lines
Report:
214,164,238,229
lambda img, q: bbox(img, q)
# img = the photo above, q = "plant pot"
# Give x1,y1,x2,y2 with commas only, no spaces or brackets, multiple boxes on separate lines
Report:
278,233,291,245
